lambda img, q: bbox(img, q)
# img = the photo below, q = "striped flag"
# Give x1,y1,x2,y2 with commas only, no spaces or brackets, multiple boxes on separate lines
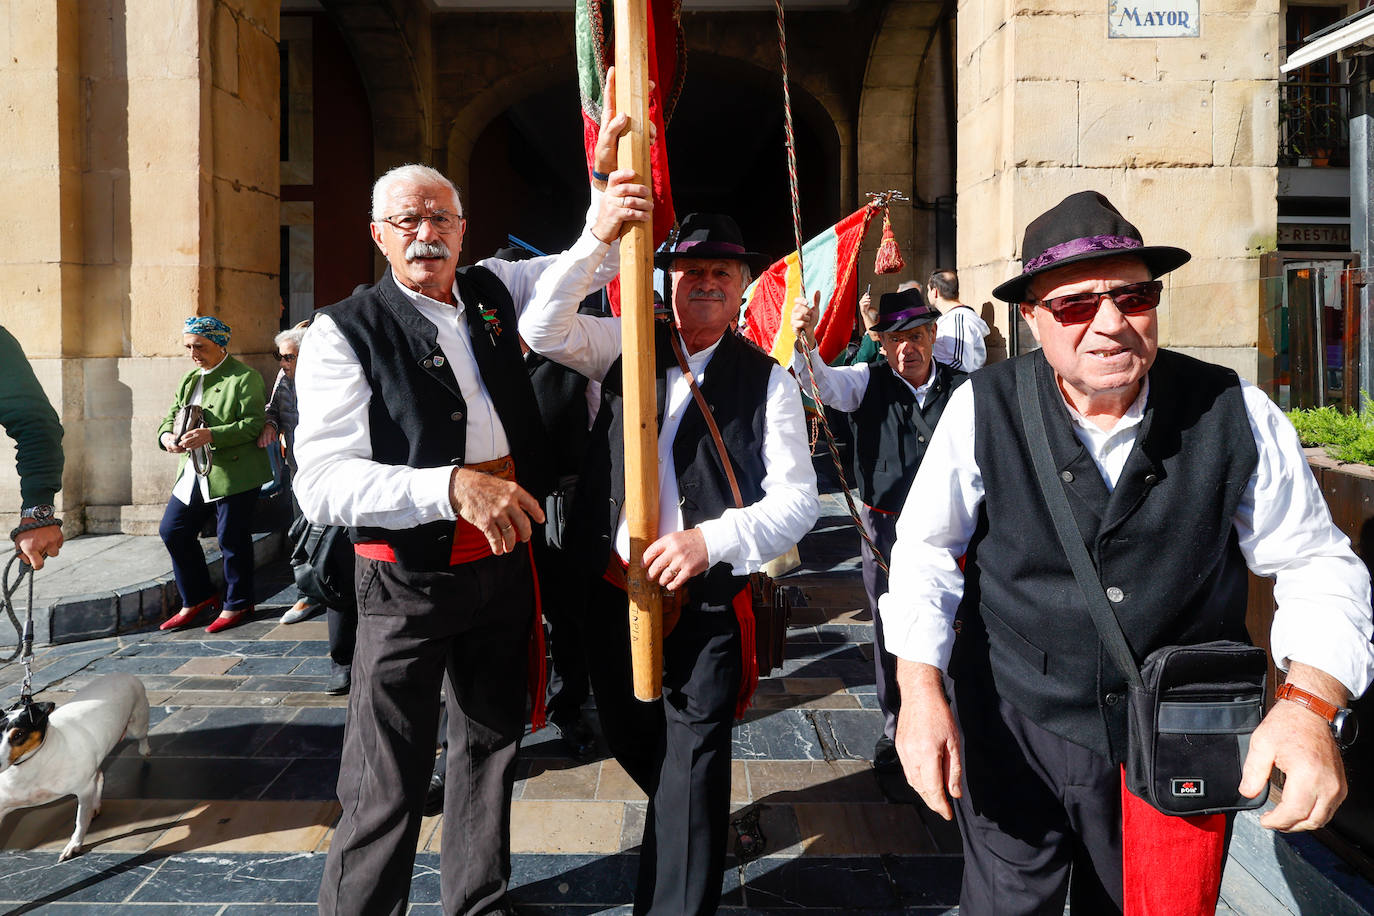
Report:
576,0,682,250
740,205,880,365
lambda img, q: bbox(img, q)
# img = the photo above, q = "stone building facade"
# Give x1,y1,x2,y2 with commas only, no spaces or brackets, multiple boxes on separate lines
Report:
0,0,1315,532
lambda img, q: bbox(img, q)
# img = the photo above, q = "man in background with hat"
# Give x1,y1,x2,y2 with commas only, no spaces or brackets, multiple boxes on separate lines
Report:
521,201,819,912
789,285,966,779
880,190,1374,914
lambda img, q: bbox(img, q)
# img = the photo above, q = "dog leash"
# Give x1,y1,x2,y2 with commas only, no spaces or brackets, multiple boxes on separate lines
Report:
1,552,36,703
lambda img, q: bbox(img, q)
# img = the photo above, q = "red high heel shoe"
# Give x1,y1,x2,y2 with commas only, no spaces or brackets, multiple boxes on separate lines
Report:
205,607,252,634
160,596,221,631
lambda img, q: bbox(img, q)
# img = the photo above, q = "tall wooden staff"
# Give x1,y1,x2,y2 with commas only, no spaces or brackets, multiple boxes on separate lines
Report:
613,0,662,701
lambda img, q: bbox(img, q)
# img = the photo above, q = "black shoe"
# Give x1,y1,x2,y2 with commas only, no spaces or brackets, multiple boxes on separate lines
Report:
324,663,351,696
873,735,901,773
423,773,445,817
551,715,597,763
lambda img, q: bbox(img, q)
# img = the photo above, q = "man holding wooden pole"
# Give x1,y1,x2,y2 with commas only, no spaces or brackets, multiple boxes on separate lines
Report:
522,109,818,916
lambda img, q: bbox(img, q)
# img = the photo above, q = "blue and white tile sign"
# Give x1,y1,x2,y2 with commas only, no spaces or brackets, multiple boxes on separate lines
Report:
1108,0,1200,38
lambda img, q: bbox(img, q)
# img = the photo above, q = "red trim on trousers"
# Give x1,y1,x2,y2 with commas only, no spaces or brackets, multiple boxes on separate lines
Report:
603,556,759,716
1120,764,1227,915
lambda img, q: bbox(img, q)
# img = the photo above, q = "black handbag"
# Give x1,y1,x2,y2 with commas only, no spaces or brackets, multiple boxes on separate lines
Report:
1017,356,1268,816
288,515,357,611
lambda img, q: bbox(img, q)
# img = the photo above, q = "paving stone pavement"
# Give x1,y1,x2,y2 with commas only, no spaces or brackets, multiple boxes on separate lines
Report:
0,496,1302,913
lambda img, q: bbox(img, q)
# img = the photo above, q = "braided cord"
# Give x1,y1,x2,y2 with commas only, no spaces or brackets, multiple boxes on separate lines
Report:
773,0,889,574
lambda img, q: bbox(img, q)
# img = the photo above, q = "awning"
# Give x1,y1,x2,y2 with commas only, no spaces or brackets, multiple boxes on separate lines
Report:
1283,5,1374,74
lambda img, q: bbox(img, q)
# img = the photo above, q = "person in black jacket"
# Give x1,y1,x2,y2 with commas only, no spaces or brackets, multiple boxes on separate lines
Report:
791,286,966,775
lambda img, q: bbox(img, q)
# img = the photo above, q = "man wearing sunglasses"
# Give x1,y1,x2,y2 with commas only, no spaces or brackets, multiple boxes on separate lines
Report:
879,191,1374,914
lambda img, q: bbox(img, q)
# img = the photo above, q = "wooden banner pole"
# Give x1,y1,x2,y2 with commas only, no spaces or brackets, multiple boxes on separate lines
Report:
613,0,663,701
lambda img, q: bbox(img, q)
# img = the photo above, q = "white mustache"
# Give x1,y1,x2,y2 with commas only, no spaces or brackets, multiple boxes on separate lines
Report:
406,239,451,260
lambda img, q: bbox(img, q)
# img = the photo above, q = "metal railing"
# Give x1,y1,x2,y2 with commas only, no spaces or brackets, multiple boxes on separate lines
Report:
1279,80,1351,167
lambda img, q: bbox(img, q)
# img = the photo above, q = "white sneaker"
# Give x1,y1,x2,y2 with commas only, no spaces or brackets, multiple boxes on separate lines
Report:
280,600,321,624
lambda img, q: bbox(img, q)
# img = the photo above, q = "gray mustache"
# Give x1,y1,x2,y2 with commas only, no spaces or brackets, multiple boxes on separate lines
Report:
689,289,726,301
406,239,451,260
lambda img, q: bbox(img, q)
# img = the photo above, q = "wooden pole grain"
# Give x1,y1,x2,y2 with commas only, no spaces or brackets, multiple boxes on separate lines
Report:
613,0,663,701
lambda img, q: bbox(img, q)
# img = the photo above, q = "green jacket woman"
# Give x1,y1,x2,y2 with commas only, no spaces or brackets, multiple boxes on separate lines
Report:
157,355,273,498
156,316,271,635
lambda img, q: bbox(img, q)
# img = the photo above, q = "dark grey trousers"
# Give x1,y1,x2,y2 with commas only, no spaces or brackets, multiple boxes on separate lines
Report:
950,671,1125,916
859,504,901,740
318,550,533,916
584,578,742,916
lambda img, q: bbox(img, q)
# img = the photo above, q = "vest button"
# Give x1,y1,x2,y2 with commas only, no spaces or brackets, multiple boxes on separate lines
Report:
422,359,434,369
1106,586,1125,602
918,435,926,443
451,411,464,421
1060,470,1074,483
1144,473,1159,485
1105,692,1122,706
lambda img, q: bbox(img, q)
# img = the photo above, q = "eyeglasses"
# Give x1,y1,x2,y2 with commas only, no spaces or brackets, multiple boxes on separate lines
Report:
378,212,464,235
274,352,298,363
1031,280,1163,325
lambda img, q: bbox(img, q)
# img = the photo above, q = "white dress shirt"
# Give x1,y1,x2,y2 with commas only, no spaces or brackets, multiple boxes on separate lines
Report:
170,354,228,505
520,232,819,574
788,347,936,412
933,305,989,372
878,372,1374,699
293,199,619,531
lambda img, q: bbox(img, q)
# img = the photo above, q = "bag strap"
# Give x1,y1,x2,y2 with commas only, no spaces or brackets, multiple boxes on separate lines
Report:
1015,356,1144,690
670,331,744,511
902,385,937,441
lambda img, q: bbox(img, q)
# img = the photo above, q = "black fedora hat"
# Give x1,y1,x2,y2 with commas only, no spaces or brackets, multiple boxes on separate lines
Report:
655,213,770,271
869,286,939,333
992,191,1191,303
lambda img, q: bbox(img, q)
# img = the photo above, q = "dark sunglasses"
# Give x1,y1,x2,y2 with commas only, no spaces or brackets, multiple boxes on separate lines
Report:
1032,280,1163,325
274,352,298,362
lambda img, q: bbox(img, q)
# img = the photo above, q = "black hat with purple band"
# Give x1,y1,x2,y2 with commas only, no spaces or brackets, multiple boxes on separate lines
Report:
655,212,771,271
991,191,1191,303
869,286,939,333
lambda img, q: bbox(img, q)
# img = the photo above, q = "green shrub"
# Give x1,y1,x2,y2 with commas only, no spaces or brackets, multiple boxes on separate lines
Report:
1287,395,1374,464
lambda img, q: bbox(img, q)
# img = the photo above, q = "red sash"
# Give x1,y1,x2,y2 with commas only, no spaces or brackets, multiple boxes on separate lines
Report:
351,455,547,730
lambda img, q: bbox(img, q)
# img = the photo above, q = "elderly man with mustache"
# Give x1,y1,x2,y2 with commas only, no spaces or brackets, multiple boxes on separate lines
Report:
293,155,635,916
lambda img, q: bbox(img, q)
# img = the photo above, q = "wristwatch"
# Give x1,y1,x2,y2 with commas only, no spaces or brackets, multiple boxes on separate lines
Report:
1276,682,1359,749
20,505,55,522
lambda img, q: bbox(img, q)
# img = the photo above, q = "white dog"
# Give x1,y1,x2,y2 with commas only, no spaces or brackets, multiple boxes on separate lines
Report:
0,672,150,860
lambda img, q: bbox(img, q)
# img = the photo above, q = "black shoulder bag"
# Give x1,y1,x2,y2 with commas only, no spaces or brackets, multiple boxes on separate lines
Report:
288,515,357,612
1016,356,1268,816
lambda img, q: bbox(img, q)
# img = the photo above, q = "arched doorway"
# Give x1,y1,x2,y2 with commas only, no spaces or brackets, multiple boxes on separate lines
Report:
460,55,842,265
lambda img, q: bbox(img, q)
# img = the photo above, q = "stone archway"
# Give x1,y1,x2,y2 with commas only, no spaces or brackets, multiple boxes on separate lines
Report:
321,0,431,170
858,0,955,291
444,48,844,262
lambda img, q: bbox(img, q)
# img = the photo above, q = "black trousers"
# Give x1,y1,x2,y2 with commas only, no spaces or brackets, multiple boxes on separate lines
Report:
318,550,533,916
532,532,590,725
585,578,742,916
158,486,258,611
949,671,1126,916
859,504,900,741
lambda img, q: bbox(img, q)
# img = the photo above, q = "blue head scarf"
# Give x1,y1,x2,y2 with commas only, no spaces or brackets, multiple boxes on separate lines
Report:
184,316,231,348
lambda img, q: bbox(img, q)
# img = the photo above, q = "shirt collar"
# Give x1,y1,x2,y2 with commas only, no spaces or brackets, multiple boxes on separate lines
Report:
1061,377,1150,436
679,332,723,368
200,353,228,376
391,273,460,311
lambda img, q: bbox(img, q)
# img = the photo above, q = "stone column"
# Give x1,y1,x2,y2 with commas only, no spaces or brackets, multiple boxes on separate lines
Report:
956,0,1279,372
0,0,280,534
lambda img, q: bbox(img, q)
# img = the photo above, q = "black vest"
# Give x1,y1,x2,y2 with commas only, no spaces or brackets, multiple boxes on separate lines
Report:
526,352,591,478
953,348,1259,761
853,360,966,512
573,323,774,605
323,266,550,570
